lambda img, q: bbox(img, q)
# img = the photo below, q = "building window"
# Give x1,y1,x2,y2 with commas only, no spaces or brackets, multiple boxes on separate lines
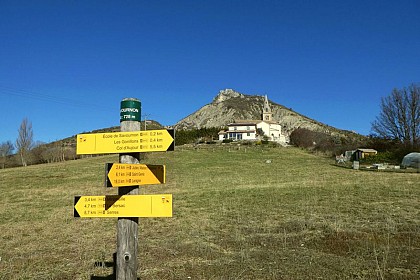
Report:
234,126,237,131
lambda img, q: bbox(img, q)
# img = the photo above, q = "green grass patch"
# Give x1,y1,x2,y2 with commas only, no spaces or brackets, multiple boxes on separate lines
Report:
0,147,419,279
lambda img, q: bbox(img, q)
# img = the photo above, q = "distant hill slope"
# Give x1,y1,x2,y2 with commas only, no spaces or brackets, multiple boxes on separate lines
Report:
175,89,356,138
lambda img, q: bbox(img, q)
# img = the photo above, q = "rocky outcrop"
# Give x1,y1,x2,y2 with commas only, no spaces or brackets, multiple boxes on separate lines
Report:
212,88,244,103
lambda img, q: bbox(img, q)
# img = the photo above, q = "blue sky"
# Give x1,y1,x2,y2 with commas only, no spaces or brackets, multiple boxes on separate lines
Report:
1,0,419,144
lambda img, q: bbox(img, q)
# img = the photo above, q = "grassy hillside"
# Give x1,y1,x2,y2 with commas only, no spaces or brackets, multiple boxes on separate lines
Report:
0,146,419,279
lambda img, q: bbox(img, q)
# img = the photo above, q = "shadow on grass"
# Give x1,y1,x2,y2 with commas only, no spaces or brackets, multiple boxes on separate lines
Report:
90,253,140,280
91,253,116,280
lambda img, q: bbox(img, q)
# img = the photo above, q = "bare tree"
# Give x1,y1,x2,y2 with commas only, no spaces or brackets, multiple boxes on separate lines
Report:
0,141,14,169
16,118,34,167
41,142,65,163
371,84,420,147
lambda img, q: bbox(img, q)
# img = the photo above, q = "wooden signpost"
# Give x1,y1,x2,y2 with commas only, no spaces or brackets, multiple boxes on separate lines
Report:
74,98,173,280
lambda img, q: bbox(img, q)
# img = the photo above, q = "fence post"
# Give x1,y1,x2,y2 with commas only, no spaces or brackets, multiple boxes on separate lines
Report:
116,98,141,280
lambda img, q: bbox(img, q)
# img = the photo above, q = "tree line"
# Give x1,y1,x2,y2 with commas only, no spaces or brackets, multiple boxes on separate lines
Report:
0,118,77,169
175,127,221,145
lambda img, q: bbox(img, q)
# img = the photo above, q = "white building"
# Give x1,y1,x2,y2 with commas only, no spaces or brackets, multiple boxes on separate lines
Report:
219,121,258,141
218,95,287,143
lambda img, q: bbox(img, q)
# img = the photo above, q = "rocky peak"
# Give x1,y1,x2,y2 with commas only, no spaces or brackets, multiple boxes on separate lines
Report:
213,89,244,103
175,88,357,141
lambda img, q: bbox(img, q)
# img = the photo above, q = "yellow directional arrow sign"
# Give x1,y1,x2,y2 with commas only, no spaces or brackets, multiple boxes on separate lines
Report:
74,194,172,218
76,129,175,155
105,163,165,187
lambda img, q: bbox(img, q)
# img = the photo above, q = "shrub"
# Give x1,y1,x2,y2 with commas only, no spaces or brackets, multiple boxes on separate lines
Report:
359,151,397,165
175,127,221,145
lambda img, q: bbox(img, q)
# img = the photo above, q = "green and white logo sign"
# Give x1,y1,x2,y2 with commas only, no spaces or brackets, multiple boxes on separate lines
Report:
120,99,141,122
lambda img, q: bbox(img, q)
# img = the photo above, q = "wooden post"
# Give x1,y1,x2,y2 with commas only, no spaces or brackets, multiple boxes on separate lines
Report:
117,98,141,280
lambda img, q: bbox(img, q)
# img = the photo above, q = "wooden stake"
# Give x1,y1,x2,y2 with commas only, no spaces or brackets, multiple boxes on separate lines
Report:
116,98,141,280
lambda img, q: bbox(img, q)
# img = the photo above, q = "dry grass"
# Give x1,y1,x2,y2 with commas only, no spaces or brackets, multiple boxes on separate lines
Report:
0,146,419,279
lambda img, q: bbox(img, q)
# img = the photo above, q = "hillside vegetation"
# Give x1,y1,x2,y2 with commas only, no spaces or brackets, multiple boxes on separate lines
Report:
0,146,419,279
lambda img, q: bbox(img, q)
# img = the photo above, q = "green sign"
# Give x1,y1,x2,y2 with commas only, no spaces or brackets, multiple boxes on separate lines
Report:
120,99,141,122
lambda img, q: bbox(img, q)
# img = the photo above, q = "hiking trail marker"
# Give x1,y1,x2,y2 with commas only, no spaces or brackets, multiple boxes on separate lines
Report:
74,194,172,218
105,163,165,187
76,129,175,155
74,98,174,280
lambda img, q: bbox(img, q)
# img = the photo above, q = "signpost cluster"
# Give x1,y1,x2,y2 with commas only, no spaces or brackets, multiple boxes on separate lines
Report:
74,98,174,279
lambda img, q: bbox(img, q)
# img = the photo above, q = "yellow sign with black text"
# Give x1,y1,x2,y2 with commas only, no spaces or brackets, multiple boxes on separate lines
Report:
74,194,172,218
106,163,165,187
76,129,174,155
